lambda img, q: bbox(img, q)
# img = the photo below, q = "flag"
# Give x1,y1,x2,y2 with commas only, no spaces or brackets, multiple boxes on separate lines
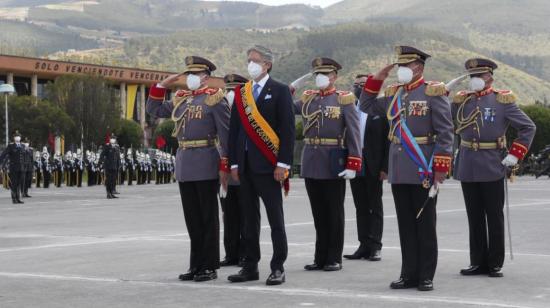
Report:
48,132,55,151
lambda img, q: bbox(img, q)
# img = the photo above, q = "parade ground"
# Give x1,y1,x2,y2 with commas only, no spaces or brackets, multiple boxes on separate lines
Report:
1,176,549,308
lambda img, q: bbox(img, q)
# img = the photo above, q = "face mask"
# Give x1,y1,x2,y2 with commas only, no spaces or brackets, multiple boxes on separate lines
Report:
110,138,116,144
225,90,235,106
397,66,414,84
353,85,362,98
186,74,202,90
469,77,486,92
315,74,330,89
247,61,264,80
14,136,21,143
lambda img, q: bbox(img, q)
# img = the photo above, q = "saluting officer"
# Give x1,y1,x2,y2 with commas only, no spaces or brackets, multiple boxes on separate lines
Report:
294,58,362,271
147,56,230,282
0,131,26,204
452,58,536,278
359,46,454,291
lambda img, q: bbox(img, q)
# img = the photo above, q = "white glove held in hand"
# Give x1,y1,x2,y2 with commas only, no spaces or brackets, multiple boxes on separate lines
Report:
501,154,519,167
338,169,356,180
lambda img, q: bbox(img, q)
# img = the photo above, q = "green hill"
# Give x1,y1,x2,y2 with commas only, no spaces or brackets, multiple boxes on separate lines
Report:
56,22,550,104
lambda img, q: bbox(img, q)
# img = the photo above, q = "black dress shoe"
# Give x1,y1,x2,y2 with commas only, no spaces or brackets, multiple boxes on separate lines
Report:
304,263,323,271
193,270,217,282
228,269,259,282
220,258,239,267
17,199,24,204
107,194,113,199
390,277,418,289
460,265,489,276
238,259,245,267
111,194,118,198
12,199,17,204
488,267,503,278
266,270,285,285
369,250,382,261
178,269,197,281
323,263,342,271
23,194,31,198
343,247,369,260
113,191,120,195
418,279,434,291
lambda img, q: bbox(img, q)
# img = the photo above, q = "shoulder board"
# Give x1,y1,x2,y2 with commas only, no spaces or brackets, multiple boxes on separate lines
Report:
337,90,356,105
175,89,191,97
301,89,319,103
452,90,473,104
424,81,447,97
204,88,224,106
494,89,516,104
384,84,401,97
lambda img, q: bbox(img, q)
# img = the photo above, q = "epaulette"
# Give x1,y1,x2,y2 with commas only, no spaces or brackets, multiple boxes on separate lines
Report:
175,89,191,97
337,90,356,105
301,89,319,104
204,88,225,106
425,81,447,97
384,84,401,97
452,90,473,104
494,89,516,104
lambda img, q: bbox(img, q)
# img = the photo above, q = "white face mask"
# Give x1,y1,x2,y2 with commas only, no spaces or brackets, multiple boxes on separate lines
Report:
397,66,414,84
14,136,21,143
110,138,116,144
469,77,486,92
315,74,330,89
23,143,29,147
247,61,264,80
186,74,202,90
225,90,235,106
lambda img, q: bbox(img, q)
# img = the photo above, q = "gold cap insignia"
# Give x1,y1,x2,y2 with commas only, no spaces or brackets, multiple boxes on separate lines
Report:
185,56,194,66
467,59,478,69
228,74,235,82
395,46,402,55
314,57,323,67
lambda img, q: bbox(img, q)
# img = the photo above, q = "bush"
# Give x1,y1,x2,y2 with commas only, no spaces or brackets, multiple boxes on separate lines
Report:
113,119,143,149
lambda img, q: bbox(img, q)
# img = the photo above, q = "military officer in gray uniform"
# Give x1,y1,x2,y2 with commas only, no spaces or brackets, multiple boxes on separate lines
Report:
147,56,230,282
359,46,454,291
452,58,536,278
293,58,362,271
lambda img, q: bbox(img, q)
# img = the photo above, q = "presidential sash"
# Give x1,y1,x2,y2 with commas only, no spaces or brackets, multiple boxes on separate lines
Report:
387,87,434,188
235,81,289,194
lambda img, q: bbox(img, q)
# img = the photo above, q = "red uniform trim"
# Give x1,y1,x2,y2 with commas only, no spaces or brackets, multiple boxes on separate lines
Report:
346,156,362,171
149,84,166,100
509,141,528,160
363,76,384,94
433,154,452,174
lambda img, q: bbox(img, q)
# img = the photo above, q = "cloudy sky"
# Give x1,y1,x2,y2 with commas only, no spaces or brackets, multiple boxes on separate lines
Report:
203,0,342,7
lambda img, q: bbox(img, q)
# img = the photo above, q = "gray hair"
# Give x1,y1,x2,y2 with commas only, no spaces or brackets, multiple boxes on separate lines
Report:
247,45,274,63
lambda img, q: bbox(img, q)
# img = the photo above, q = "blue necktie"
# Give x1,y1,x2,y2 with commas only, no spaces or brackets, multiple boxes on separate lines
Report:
253,84,261,101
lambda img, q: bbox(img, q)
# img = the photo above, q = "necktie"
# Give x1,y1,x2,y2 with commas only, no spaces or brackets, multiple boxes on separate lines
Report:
253,84,261,101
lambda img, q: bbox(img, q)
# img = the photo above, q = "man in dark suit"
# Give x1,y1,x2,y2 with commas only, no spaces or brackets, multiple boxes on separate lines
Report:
0,131,26,204
100,134,121,199
344,74,390,262
227,45,295,286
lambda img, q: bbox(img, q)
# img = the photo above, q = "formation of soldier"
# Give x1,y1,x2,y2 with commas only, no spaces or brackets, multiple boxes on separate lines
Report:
1,44,537,292
1,136,176,199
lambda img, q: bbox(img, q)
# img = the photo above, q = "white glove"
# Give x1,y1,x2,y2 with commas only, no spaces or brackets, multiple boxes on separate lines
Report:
445,74,469,92
219,185,227,198
501,154,519,167
290,73,313,90
429,182,439,198
338,169,356,180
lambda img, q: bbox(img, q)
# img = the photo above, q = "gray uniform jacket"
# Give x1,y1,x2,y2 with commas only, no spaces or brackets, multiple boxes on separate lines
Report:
452,88,536,182
147,85,230,182
296,89,362,179
359,77,454,185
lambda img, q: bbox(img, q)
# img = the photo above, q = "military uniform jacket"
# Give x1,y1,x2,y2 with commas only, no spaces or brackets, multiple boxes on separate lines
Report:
0,143,26,172
100,144,121,171
360,77,454,185
296,89,362,179
452,88,536,182
24,147,34,172
147,85,230,182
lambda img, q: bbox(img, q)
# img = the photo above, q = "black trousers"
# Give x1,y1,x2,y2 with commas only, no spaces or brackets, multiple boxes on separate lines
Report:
87,169,95,187
240,170,287,272
305,178,346,265
179,180,220,271
24,170,33,193
54,170,62,187
76,169,83,187
350,173,384,251
36,170,42,188
105,171,117,194
43,170,50,188
391,184,438,281
461,179,505,269
9,171,23,201
127,169,133,185
221,185,245,260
